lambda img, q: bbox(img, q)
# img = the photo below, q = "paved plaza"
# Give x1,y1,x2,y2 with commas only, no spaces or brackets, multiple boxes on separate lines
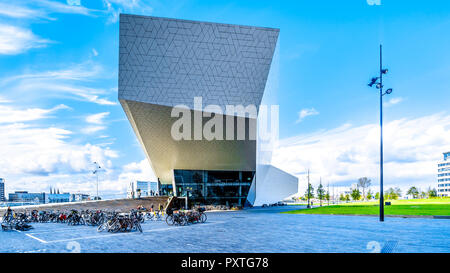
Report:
1,206,449,253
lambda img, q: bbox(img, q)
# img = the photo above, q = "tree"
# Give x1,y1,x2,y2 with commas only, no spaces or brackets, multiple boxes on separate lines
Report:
419,190,427,199
407,186,419,199
366,189,373,200
305,183,315,200
395,187,402,198
357,177,371,201
345,194,351,202
385,187,401,200
325,191,330,204
375,192,380,200
317,182,325,206
339,193,346,202
351,188,361,201
427,187,437,198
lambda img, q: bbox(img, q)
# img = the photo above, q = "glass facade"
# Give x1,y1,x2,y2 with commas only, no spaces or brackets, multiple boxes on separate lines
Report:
160,183,173,196
8,191,46,204
174,169,254,207
48,193,71,203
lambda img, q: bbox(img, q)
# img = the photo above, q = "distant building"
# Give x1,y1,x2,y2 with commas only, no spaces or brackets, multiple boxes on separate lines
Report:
148,181,159,195
438,152,450,197
0,178,5,202
47,193,71,203
8,191,46,204
70,193,90,202
127,181,159,198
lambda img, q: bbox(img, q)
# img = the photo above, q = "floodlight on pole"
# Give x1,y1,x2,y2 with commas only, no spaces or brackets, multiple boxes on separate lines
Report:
93,162,101,200
367,44,394,222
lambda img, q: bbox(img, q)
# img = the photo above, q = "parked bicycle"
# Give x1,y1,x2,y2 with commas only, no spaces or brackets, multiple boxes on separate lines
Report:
165,207,207,226
98,211,142,233
1,208,33,231
67,210,85,226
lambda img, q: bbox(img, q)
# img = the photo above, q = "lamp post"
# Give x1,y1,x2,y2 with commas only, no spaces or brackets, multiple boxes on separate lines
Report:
93,162,101,200
368,44,393,222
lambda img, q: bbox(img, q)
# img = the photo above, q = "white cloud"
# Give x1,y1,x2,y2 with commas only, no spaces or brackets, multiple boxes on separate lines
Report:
92,48,99,56
86,112,110,125
82,125,107,134
119,159,158,183
0,61,117,105
0,103,121,196
384,97,403,107
0,104,69,123
0,3,46,19
0,0,151,24
0,24,51,55
0,123,118,177
2,61,103,83
296,108,319,123
106,0,141,9
37,0,95,17
67,0,81,6
0,0,98,21
273,112,450,194
0,96,12,103
102,0,153,23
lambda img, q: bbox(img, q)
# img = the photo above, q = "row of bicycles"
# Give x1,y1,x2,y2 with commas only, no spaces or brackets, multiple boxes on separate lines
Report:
97,210,143,233
1,210,33,231
2,206,208,233
1,208,145,233
165,207,207,226
3,209,108,225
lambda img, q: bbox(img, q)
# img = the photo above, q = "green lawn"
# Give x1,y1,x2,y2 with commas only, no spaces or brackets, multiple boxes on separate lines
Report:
283,198,450,216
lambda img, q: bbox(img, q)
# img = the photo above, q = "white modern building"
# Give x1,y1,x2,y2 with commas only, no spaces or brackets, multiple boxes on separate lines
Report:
437,152,450,197
70,193,90,202
0,178,5,202
118,14,297,207
127,180,159,198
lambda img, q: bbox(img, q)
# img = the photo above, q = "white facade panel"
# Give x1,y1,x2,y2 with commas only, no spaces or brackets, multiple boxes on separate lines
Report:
248,164,298,206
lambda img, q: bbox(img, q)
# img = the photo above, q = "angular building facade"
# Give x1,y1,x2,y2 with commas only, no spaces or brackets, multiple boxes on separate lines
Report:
119,14,297,206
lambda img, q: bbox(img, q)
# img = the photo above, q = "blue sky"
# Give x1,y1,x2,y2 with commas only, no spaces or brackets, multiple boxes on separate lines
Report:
0,0,449,198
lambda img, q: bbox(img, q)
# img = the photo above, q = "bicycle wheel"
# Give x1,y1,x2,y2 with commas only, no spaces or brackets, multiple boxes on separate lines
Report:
180,216,188,226
136,222,143,233
146,213,154,221
165,215,174,226
200,213,207,223
97,223,107,232
111,221,120,233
